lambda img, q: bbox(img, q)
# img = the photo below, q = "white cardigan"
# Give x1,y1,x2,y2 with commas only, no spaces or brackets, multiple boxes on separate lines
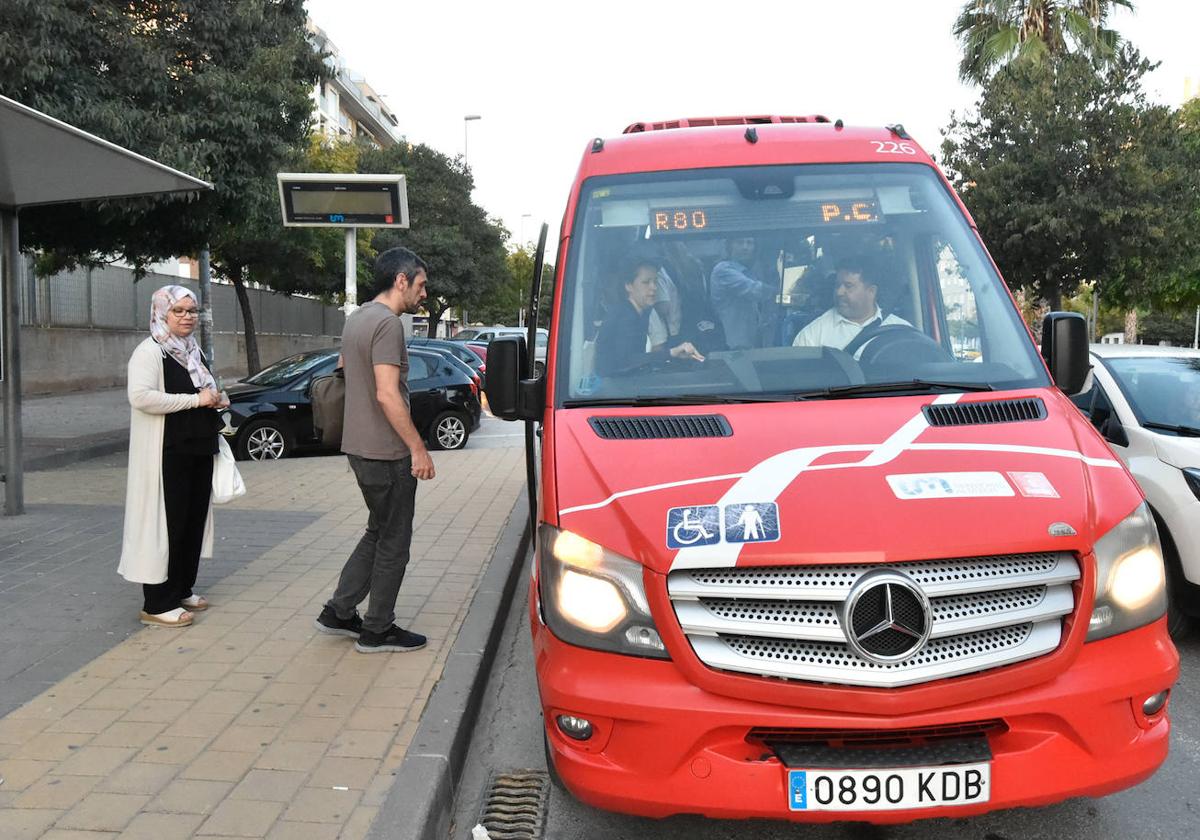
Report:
118,337,215,584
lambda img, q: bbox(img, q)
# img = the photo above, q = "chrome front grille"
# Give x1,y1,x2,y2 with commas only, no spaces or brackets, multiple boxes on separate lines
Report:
668,552,1079,688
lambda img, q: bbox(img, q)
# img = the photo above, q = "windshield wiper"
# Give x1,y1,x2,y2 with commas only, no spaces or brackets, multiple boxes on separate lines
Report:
798,380,996,400
1141,421,1200,437
563,393,800,408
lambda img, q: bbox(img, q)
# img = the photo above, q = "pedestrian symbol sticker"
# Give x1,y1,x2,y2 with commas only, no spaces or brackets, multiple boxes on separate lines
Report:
666,505,721,549
724,502,780,543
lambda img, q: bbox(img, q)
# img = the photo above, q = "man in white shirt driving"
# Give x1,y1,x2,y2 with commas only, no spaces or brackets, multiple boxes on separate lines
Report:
792,259,909,354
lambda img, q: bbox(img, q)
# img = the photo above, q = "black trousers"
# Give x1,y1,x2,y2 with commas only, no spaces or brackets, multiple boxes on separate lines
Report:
143,451,213,614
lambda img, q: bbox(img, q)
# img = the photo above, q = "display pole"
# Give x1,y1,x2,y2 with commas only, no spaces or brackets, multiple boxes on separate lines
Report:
345,227,357,314
199,246,214,364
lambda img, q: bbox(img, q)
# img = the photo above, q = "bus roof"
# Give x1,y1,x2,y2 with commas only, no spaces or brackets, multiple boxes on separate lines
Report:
576,121,937,180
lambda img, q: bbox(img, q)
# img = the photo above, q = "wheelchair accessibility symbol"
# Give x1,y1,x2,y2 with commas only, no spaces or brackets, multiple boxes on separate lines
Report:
666,506,722,549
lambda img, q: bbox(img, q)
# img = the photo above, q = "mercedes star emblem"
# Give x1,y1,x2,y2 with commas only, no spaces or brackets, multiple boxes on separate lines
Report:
842,570,933,664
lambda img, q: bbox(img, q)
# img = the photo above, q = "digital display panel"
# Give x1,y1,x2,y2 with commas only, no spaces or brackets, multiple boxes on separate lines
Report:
819,199,879,223
277,174,408,227
290,188,394,217
649,198,882,235
653,208,709,232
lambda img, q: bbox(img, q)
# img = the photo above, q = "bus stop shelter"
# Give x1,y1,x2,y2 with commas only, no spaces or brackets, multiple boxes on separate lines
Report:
1,93,212,515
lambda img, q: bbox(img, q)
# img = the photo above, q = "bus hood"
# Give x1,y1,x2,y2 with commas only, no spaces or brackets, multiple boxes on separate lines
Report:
551,392,1142,576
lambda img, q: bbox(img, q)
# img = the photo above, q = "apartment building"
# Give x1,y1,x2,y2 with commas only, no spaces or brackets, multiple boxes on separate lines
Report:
307,20,401,148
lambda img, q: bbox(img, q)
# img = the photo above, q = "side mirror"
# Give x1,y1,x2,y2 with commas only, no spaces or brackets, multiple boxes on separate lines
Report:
1099,416,1129,448
1041,312,1089,395
488,335,544,422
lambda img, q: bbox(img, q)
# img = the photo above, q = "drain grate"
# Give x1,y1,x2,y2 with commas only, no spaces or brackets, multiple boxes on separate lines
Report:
474,770,549,839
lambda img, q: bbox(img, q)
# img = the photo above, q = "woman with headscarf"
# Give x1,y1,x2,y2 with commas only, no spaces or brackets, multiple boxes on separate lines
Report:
118,285,228,627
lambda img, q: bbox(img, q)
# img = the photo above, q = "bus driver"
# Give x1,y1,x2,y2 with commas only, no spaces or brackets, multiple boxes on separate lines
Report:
792,259,909,353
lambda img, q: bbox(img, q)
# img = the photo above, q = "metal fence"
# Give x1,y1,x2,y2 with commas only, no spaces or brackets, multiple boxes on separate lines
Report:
19,261,344,336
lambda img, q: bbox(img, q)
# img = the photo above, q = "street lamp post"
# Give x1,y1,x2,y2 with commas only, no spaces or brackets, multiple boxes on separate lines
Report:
520,213,532,246
463,114,481,168
460,115,482,336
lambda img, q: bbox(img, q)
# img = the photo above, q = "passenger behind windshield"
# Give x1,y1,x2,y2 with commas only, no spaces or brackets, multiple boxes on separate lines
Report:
659,240,726,353
710,236,775,350
594,258,705,377
792,258,910,354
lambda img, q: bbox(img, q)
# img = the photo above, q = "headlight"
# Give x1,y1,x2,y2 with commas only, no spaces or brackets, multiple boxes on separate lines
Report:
538,525,669,659
1087,501,1167,641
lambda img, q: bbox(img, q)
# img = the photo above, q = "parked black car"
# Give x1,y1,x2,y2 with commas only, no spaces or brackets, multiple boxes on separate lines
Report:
408,337,487,391
224,347,482,460
405,347,482,450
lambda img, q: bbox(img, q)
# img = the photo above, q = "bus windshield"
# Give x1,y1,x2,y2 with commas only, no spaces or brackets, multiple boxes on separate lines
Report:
555,163,1048,405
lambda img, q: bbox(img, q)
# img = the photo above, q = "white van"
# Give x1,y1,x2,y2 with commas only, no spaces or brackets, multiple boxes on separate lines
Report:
1073,344,1200,637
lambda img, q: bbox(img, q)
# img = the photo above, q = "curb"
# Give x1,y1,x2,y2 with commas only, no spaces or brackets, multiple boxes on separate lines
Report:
367,491,532,840
25,436,129,472
1,435,129,481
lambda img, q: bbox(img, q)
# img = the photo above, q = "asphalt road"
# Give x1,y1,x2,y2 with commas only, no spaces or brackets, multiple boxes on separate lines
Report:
451,565,1200,840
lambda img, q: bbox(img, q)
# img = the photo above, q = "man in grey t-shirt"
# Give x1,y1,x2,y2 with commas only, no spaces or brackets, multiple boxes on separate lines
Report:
315,247,436,653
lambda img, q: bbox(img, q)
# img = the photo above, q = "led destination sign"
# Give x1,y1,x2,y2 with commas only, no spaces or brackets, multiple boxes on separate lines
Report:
649,198,881,235
820,200,879,223
653,209,709,231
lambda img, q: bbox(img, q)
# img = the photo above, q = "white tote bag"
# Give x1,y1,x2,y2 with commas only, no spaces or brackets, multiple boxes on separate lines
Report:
212,436,246,504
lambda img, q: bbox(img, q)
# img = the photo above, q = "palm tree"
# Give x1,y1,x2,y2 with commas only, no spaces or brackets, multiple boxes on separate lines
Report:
954,0,1135,84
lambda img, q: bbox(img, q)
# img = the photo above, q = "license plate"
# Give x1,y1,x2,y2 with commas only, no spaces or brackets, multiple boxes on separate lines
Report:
787,763,990,811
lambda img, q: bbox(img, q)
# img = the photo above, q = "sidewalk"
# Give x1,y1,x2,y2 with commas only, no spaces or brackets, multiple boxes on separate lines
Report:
0,445,526,839
0,388,131,473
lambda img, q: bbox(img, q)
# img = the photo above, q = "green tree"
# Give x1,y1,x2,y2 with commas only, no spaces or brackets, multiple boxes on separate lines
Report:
470,245,556,327
360,143,508,337
1139,310,1197,347
1151,97,1200,308
470,252,524,326
214,136,372,372
0,0,323,370
954,0,1134,83
940,48,1192,311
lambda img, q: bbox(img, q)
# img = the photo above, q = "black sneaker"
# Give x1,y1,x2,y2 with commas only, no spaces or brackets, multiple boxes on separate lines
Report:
314,606,363,638
355,625,427,653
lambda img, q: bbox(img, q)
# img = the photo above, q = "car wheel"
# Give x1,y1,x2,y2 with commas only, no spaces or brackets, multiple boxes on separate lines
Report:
428,411,469,451
1152,508,1194,641
543,729,567,792
1166,586,1193,641
237,419,292,461
1165,561,1194,641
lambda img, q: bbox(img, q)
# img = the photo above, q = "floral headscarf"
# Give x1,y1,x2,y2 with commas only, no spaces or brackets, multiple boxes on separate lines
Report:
150,285,216,392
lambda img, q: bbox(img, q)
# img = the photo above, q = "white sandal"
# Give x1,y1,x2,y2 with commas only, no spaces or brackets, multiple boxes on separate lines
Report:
140,608,194,627
180,595,210,611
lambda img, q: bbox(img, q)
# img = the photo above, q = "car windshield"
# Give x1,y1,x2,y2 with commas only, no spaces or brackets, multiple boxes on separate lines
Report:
452,329,482,341
243,351,335,387
1104,356,1200,431
555,163,1048,405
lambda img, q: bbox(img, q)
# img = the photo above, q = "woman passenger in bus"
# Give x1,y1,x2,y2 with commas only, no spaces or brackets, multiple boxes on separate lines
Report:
594,258,705,377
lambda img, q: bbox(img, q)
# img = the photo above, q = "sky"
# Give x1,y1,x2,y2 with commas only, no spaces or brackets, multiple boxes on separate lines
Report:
302,0,1199,252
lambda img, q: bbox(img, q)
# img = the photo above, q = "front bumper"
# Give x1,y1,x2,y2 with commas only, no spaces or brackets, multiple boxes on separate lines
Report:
535,619,1177,823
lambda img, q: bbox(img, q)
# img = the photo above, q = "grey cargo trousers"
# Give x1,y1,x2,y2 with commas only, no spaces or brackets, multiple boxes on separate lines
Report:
326,454,417,634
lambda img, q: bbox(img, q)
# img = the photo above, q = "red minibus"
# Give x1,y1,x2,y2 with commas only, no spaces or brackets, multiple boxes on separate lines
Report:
487,116,1178,823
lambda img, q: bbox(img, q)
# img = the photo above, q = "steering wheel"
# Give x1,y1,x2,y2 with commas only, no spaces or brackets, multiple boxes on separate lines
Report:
842,323,953,365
